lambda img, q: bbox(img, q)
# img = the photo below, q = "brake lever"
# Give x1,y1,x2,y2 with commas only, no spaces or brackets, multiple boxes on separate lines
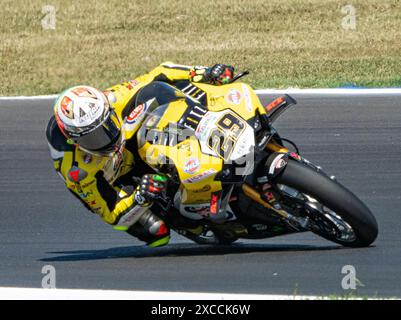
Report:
154,193,173,211
132,176,141,185
228,71,250,84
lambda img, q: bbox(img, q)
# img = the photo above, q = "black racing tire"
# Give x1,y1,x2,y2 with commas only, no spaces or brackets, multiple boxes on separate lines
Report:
276,159,378,247
214,232,238,246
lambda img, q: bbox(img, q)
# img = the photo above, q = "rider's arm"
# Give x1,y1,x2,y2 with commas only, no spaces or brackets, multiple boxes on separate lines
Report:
46,116,150,228
66,170,151,229
135,62,235,85
135,62,194,83
103,62,199,113
66,172,168,228
103,62,235,110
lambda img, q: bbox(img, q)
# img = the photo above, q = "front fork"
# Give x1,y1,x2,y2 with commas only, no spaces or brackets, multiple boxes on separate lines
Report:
241,141,309,231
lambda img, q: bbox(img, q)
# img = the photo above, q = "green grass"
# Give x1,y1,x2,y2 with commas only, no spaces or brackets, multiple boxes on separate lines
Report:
1,0,401,96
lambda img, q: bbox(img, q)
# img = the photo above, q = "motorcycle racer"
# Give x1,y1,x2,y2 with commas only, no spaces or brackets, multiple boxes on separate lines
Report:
46,62,235,247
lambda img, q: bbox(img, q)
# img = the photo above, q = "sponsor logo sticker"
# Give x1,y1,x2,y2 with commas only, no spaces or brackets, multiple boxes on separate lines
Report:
127,103,145,124
68,167,88,182
81,180,95,188
83,153,92,164
60,96,74,119
184,158,200,174
182,168,217,184
104,91,117,103
183,205,210,219
195,112,218,141
78,102,101,124
225,89,242,105
192,185,212,193
242,84,253,112
128,79,139,87
79,190,93,199
276,158,287,169
290,152,302,160
268,154,288,176
71,87,97,99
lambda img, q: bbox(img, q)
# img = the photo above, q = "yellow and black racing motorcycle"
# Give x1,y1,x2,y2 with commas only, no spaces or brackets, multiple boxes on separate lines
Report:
133,76,378,247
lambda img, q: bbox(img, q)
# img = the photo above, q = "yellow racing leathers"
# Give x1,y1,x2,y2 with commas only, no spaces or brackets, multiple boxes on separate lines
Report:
46,62,232,247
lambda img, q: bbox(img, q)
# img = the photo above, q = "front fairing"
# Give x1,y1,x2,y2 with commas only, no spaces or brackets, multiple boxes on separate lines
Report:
136,81,260,206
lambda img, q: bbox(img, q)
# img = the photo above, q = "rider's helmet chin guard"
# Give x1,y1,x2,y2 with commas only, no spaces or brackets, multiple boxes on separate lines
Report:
54,85,123,157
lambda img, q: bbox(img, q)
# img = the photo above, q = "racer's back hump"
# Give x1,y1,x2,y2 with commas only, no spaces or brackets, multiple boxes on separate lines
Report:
46,116,75,156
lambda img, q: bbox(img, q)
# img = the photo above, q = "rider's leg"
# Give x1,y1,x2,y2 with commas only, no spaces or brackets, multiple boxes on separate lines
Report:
126,211,170,247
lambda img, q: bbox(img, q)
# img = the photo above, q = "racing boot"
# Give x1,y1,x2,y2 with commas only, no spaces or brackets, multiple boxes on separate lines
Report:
127,211,170,247
176,226,220,245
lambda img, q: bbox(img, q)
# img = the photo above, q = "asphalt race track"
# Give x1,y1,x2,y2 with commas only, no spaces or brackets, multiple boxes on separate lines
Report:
0,93,400,297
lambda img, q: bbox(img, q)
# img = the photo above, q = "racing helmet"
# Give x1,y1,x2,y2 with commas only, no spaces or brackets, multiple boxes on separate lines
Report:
54,85,122,156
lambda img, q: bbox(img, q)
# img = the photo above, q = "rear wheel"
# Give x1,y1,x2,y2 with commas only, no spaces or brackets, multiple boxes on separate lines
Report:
276,159,378,247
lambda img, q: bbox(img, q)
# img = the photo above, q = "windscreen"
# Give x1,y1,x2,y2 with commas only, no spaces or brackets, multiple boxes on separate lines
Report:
135,81,186,109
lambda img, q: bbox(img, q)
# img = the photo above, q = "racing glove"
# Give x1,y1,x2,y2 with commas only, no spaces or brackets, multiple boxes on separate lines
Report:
134,174,168,206
189,64,234,85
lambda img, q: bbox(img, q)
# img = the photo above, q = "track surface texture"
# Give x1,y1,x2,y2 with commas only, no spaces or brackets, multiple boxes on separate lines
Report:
0,93,400,297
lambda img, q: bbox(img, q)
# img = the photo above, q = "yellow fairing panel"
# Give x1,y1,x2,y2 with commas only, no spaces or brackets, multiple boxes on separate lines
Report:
138,100,224,204
139,136,223,204
138,82,264,205
193,82,266,118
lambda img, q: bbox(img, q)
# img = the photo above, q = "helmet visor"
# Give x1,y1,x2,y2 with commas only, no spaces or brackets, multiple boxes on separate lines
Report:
71,109,122,155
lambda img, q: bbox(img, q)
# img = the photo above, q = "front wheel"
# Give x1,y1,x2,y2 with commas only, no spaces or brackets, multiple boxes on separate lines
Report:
275,159,378,247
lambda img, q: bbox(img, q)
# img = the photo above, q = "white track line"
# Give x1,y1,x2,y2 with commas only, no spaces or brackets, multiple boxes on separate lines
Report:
255,88,401,95
0,287,325,300
1,88,401,102
0,95,58,101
